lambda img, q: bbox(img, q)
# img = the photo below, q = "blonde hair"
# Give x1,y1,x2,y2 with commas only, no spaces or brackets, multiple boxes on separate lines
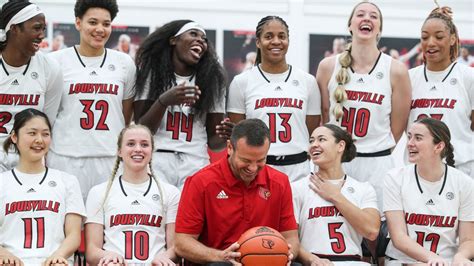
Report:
101,124,165,211
333,1,383,120
423,3,459,62
333,43,352,120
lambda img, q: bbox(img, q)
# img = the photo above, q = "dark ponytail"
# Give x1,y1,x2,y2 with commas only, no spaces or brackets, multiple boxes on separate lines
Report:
323,124,357,163
416,117,455,167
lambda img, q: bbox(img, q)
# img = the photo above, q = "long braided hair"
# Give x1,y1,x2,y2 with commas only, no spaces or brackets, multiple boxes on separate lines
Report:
332,1,383,120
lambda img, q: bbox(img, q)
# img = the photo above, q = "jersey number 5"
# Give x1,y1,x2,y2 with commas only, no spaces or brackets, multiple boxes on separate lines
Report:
80,100,110,130
328,222,346,254
0,111,13,134
22,217,45,249
123,231,149,261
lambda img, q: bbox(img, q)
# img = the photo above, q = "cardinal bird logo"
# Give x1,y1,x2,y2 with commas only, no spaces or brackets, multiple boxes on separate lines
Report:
262,238,275,249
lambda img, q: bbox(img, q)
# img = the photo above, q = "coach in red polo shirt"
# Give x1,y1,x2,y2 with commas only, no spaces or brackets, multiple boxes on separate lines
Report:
175,119,299,265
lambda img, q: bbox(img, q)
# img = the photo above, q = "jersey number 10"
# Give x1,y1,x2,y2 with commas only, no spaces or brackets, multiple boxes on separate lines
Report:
123,230,149,261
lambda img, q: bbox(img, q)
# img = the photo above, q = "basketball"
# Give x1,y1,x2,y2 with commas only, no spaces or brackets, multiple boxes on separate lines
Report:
237,226,289,266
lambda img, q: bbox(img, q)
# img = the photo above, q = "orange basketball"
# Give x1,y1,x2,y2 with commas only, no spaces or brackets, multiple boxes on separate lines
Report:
237,226,289,266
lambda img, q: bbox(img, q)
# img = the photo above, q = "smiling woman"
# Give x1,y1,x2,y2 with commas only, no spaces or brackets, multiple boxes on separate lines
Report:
226,15,321,183
84,124,180,265
0,108,85,265
0,0,63,172
292,124,380,265
384,118,474,265
133,19,227,188
408,5,474,177
46,0,137,201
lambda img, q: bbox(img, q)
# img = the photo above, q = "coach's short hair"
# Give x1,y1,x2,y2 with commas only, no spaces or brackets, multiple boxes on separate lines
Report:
230,119,270,148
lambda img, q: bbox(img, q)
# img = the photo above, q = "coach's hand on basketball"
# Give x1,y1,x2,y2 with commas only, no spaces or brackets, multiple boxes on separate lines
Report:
159,82,201,107
43,255,68,266
309,172,344,203
216,118,234,140
286,243,294,266
0,254,23,266
98,251,127,266
220,242,241,265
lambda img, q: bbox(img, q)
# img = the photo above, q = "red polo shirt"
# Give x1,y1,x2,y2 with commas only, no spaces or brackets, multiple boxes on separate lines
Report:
175,157,297,250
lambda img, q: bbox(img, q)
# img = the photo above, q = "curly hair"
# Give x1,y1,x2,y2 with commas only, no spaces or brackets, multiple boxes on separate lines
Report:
134,19,226,119
74,0,118,20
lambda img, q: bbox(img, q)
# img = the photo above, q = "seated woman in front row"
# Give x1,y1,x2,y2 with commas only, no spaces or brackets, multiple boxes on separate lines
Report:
85,124,180,266
292,124,380,265
0,109,85,265
384,118,473,265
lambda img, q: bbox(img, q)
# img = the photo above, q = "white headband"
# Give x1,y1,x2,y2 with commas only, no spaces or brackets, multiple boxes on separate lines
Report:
0,4,43,42
174,22,206,37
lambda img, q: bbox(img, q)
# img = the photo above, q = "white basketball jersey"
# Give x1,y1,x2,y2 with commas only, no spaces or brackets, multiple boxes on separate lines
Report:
48,47,135,157
0,168,86,265
136,74,225,157
409,63,474,166
292,176,378,257
227,66,321,155
384,165,474,262
0,52,62,145
328,53,395,153
86,176,180,264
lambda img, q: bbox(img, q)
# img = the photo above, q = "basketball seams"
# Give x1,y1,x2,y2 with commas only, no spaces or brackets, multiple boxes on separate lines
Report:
238,233,287,247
